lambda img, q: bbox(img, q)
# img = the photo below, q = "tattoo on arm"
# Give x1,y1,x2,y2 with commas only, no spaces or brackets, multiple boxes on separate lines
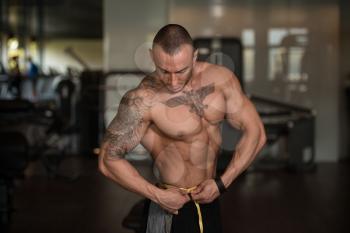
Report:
103,90,150,160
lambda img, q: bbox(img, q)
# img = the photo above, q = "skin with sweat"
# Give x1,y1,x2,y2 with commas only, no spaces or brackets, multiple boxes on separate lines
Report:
99,44,266,214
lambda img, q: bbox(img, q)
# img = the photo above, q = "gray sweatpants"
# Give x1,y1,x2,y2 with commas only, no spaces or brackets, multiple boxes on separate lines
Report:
146,201,173,233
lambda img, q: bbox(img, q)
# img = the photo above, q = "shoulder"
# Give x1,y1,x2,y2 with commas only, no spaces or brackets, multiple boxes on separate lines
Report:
119,75,160,110
197,62,242,93
138,75,163,92
198,64,248,115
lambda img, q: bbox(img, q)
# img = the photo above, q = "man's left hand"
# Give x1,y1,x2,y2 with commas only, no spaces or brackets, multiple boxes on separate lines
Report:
191,179,220,204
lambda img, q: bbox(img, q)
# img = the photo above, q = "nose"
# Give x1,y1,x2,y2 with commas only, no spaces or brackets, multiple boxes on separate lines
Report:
169,73,178,87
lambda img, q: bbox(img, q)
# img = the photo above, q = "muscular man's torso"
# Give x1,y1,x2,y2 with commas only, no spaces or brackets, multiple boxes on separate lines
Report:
139,63,227,188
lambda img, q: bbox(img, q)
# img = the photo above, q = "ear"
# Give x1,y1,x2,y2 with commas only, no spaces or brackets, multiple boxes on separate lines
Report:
193,49,198,63
149,49,154,63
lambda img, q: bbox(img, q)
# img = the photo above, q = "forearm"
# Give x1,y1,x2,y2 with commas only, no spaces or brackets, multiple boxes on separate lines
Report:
221,127,265,188
98,150,161,203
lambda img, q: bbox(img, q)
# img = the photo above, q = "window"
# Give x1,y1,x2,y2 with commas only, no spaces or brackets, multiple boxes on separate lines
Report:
267,27,308,82
242,29,255,83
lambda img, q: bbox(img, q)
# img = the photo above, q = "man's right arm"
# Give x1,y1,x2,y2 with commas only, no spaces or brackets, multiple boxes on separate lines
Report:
98,89,158,198
98,89,188,213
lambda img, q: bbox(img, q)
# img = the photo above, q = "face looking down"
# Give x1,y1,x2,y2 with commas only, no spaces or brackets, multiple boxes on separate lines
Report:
151,44,197,93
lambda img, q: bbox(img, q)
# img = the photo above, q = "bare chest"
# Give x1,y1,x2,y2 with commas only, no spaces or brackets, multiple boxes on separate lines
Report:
151,84,226,139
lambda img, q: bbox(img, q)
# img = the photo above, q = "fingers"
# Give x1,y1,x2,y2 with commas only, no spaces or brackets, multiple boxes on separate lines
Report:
168,187,187,195
178,189,188,196
191,184,204,195
191,180,217,203
161,184,215,213
191,190,203,202
164,206,178,215
168,208,179,215
170,188,192,203
161,190,189,213
191,182,206,200
192,192,211,204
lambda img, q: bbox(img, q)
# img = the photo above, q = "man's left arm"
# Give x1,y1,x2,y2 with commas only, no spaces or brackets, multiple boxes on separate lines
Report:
192,72,266,203
220,74,266,187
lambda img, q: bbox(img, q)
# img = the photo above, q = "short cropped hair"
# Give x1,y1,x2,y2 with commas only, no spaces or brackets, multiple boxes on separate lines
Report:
153,24,193,55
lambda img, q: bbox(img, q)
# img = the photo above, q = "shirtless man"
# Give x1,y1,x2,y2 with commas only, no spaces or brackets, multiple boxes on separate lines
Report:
98,24,266,233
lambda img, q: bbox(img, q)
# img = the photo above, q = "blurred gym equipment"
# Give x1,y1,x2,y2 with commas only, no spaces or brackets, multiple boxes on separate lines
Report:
0,74,79,228
0,66,80,169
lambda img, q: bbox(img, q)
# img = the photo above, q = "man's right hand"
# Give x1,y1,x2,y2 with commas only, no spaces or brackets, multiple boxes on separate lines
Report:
155,188,190,215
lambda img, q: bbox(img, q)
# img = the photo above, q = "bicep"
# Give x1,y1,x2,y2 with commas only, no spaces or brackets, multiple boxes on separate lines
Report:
223,75,262,131
101,91,150,160
225,91,266,155
226,96,262,132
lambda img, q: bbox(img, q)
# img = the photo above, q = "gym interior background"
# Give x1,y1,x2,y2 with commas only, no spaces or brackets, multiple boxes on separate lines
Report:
0,0,349,233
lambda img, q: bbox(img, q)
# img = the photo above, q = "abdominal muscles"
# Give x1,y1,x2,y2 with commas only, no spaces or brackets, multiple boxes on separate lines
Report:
142,126,221,188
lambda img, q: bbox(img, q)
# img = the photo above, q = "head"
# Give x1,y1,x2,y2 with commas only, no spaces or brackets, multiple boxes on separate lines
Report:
150,24,197,93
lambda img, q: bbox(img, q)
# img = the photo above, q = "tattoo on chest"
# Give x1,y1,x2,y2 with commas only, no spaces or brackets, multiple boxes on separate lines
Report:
164,83,215,117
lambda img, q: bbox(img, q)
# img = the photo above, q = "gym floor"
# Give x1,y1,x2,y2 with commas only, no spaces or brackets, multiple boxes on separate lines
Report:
6,155,350,233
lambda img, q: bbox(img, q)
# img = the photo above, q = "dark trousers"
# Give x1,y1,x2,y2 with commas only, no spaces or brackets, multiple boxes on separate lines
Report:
170,198,223,233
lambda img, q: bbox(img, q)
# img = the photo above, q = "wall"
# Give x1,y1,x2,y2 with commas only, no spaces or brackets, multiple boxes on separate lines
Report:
43,39,103,73
104,0,168,71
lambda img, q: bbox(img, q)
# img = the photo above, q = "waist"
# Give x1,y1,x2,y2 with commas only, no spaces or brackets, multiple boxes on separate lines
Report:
156,164,216,188
158,183,198,193
158,177,208,190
